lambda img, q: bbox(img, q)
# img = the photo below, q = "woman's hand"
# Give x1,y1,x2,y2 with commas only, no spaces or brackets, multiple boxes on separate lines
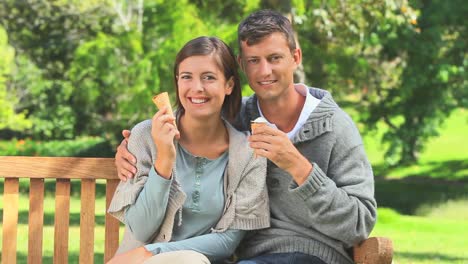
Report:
151,106,180,179
106,246,153,264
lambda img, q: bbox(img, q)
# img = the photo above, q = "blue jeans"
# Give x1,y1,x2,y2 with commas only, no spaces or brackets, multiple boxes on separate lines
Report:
237,252,327,264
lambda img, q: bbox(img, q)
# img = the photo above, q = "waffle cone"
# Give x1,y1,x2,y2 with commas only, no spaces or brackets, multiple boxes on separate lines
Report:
251,122,267,134
152,92,177,128
250,122,267,158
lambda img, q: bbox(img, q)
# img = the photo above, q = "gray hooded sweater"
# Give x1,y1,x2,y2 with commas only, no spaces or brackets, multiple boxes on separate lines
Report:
234,87,377,264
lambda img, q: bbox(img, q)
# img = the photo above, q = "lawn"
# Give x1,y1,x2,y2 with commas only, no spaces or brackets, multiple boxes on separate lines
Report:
1,108,467,263
0,179,124,264
364,108,468,264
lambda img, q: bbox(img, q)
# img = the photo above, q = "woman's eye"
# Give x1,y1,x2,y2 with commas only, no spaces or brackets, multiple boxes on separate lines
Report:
203,75,216,80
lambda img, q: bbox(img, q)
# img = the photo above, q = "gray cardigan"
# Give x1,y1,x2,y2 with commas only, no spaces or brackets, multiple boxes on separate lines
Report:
234,87,377,264
108,120,270,245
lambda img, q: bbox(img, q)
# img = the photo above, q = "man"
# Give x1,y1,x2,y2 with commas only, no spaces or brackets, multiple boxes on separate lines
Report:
115,9,376,264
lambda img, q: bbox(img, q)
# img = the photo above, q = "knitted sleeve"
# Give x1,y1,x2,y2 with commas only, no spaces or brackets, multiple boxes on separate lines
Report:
107,120,156,222
290,111,377,247
213,125,270,232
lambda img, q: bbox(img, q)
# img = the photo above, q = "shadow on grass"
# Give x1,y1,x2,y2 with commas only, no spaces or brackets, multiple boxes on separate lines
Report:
0,178,109,198
373,158,468,180
0,210,107,226
375,159,468,215
10,252,105,264
397,251,468,262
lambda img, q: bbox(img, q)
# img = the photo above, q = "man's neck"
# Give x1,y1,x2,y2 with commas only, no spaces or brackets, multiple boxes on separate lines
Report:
258,87,305,133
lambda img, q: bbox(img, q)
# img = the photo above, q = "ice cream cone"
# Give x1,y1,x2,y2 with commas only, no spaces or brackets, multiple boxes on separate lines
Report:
251,122,267,135
251,117,268,158
152,92,176,127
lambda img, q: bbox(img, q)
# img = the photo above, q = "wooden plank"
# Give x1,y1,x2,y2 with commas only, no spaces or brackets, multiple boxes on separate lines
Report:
54,179,70,264
0,156,117,180
104,179,120,262
28,178,45,264
79,179,96,264
2,178,19,264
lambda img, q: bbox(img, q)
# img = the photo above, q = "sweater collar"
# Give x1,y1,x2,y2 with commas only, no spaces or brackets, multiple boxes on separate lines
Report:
246,86,338,143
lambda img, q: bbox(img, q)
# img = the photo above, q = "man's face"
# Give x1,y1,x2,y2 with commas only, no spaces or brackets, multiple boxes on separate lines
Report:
239,32,301,102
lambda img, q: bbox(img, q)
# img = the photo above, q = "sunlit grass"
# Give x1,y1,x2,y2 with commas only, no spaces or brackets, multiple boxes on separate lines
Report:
362,108,468,180
372,207,468,264
0,182,124,263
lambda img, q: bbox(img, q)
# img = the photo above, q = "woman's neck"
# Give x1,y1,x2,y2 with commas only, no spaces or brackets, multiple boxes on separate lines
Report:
177,114,229,159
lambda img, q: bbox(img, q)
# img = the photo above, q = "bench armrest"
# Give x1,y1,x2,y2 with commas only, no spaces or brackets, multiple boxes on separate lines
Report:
353,236,393,264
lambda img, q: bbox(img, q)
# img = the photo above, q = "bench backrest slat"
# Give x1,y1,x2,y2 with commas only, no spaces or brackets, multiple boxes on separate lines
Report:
105,180,120,261
28,178,45,264
80,179,96,263
2,178,19,264
54,178,71,263
0,156,120,264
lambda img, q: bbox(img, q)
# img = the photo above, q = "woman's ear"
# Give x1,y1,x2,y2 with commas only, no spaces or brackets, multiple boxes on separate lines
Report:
225,77,234,95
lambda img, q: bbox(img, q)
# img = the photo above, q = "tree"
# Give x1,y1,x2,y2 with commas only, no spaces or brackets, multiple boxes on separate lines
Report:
365,0,467,164
0,26,31,132
294,0,466,165
0,0,115,139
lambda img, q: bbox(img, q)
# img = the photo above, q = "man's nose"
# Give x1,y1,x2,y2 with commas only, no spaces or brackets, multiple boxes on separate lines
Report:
258,60,272,76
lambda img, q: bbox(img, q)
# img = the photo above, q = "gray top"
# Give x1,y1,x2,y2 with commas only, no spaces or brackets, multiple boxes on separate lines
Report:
108,119,270,245
120,142,244,261
234,87,377,264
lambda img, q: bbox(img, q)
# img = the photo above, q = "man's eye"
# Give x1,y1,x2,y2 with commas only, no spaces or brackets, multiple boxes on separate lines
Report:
271,56,281,62
247,59,259,64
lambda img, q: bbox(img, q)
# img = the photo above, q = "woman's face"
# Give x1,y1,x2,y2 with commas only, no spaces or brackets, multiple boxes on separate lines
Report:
177,55,233,120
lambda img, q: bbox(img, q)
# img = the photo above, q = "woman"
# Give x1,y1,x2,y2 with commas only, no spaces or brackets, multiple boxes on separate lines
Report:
107,36,270,264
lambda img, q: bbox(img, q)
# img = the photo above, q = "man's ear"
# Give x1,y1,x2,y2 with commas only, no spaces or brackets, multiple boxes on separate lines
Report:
293,48,302,67
237,55,245,72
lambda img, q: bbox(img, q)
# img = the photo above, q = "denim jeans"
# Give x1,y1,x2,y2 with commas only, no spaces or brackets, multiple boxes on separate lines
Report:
237,252,327,264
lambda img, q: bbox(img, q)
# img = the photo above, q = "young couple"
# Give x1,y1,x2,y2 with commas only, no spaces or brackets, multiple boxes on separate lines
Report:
108,9,377,264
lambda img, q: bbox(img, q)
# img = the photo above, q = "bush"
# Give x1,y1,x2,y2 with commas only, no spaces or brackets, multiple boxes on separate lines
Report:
0,137,114,157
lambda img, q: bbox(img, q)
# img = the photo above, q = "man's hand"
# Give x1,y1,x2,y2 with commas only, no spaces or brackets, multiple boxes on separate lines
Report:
115,130,137,182
249,125,312,185
106,246,152,264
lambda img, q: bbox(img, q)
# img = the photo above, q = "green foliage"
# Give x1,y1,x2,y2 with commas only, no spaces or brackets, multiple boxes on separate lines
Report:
68,31,153,136
0,0,114,139
362,0,467,164
295,0,467,165
0,0,466,164
0,26,32,131
0,137,114,157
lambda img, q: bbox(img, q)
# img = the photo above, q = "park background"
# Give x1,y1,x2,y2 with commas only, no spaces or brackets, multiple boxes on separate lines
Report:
0,0,466,263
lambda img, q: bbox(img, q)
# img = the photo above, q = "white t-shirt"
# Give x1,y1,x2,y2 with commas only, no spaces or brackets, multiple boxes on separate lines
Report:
256,83,321,139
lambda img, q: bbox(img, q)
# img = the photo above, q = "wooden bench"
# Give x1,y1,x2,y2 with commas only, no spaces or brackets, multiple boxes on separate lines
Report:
0,156,393,264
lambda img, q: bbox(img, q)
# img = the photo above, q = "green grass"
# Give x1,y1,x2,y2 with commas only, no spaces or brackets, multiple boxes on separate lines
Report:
364,108,468,264
363,108,468,180
372,208,468,264
0,179,124,264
